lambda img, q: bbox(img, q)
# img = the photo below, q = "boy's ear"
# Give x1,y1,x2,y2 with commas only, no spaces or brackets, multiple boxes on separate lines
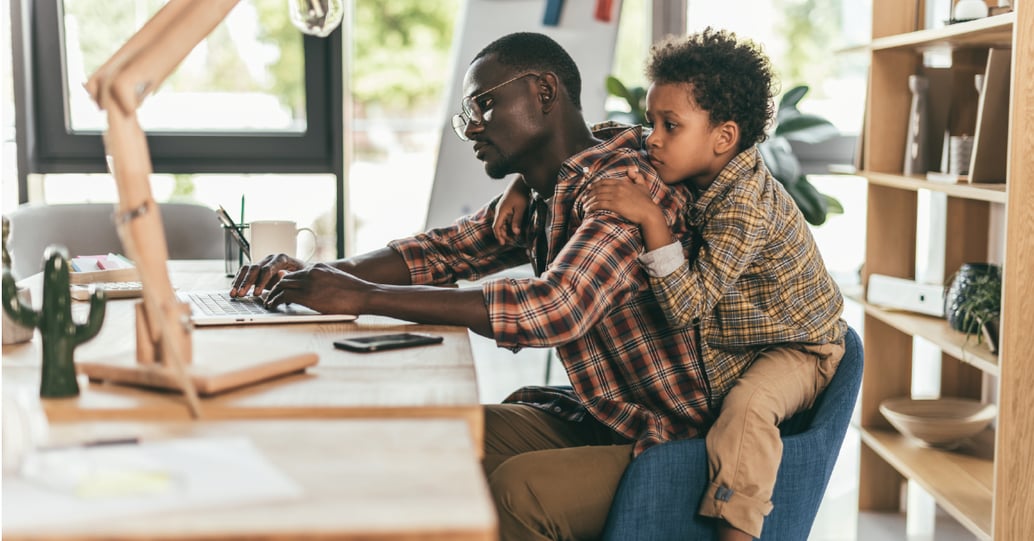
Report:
713,121,740,154
539,72,560,113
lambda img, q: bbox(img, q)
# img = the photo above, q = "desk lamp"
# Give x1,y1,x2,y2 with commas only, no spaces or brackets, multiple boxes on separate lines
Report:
82,0,343,417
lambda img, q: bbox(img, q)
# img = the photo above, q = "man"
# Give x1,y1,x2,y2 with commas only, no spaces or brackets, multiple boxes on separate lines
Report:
231,32,716,541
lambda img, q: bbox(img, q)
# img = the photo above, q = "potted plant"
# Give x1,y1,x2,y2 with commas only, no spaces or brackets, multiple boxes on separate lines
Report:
943,263,1002,351
605,78,844,226
605,76,647,126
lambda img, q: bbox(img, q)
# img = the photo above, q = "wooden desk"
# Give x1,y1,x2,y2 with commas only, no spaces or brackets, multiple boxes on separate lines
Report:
2,418,497,541
2,261,483,448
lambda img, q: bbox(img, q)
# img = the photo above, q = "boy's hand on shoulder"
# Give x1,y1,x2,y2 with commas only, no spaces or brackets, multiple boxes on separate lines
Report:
587,165,673,250
493,176,530,246
493,204,521,246
584,165,658,226
624,164,648,186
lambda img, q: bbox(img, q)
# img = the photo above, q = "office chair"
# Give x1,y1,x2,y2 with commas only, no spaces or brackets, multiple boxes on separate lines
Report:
4,202,224,279
602,326,864,540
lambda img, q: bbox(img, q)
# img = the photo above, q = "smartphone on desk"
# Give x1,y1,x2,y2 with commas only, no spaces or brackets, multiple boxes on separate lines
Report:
333,332,444,353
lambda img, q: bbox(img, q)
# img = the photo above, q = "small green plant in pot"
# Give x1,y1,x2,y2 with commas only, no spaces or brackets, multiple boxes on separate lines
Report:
605,79,844,226
944,263,1002,350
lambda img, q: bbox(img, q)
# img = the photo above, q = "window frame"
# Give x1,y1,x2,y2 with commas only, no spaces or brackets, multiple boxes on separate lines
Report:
11,0,345,254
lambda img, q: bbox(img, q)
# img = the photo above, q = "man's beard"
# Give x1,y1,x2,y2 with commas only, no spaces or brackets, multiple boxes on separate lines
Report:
485,152,515,180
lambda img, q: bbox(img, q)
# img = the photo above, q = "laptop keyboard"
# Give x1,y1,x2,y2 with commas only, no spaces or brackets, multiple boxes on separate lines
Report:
187,291,272,316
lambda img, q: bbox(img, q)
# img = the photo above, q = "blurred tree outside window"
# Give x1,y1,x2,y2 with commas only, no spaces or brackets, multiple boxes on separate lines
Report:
346,0,459,254
62,0,306,133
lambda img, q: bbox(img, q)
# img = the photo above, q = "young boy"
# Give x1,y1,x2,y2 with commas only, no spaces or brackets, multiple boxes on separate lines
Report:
492,28,847,540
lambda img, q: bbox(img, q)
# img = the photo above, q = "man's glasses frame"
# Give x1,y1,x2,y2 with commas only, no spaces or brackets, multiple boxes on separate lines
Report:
452,72,541,141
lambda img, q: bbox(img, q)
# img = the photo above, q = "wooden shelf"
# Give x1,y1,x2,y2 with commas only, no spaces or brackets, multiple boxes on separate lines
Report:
861,171,1008,204
859,427,994,541
870,13,1014,52
854,296,999,375
858,1,1034,537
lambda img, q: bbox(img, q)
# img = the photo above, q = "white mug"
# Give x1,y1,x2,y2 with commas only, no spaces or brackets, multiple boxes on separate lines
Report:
248,220,317,263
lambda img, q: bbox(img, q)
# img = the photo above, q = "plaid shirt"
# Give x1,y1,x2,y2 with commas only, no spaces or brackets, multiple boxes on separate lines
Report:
389,125,717,455
648,146,848,399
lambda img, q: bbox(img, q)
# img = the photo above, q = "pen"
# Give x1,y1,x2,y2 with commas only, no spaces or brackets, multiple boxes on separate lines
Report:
39,437,141,451
84,437,140,447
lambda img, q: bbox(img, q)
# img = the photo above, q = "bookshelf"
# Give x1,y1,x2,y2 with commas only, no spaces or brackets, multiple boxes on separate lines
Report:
857,2,1034,540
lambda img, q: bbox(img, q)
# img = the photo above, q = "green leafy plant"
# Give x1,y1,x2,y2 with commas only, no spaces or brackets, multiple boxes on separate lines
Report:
944,263,1002,347
605,75,646,126
605,78,844,226
760,85,844,225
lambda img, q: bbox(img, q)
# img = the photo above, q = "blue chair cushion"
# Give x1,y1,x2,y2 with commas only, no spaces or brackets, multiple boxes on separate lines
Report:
602,327,864,540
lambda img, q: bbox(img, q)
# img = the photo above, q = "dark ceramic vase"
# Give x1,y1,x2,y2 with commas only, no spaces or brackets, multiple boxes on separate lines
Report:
944,263,1001,333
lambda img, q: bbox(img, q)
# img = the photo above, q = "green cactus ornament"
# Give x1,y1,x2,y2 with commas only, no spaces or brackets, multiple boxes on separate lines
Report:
2,245,106,398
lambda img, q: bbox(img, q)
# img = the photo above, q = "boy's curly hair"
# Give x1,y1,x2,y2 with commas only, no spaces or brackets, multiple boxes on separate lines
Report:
646,28,777,151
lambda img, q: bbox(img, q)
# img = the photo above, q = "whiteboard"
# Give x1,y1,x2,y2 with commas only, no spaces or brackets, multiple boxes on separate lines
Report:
425,0,622,229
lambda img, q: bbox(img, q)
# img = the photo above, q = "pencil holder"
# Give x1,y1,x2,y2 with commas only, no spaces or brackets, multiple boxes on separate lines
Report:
223,223,250,277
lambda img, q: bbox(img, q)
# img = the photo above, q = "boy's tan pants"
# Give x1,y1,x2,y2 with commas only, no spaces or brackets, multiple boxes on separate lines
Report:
698,341,845,538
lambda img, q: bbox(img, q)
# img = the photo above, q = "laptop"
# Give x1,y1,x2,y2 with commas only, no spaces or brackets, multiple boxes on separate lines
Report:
179,289,357,326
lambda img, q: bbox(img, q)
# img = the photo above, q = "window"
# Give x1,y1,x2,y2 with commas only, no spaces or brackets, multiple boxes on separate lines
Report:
345,0,459,254
11,0,344,255
63,2,306,134
685,0,871,284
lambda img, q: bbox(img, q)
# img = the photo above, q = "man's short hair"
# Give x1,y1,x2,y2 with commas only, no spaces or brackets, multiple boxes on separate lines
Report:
647,28,776,151
474,32,582,110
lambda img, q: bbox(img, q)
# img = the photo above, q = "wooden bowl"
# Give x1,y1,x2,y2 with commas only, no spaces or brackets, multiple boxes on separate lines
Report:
879,397,996,448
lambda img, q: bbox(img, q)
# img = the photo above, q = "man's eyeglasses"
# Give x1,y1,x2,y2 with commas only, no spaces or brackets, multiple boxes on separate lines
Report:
451,72,541,141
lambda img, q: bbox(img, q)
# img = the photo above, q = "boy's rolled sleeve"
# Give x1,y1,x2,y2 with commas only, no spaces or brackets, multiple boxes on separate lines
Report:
639,240,685,278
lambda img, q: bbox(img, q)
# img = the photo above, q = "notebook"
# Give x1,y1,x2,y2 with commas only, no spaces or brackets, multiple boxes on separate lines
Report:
179,290,357,326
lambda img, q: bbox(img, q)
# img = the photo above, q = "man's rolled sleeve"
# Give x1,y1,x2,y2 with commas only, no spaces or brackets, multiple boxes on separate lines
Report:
388,236,439,285
482,278,552,351
484,217,643,350
388,199,527,285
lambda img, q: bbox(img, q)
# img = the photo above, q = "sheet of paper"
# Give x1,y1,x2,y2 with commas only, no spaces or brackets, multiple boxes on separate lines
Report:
3,437,303,531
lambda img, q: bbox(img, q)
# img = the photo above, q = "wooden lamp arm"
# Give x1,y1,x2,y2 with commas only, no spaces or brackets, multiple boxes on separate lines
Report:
83,0,243,419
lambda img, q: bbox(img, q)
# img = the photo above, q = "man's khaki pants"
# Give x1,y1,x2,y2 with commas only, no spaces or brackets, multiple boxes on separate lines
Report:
482,404,633,541
698,341,845,538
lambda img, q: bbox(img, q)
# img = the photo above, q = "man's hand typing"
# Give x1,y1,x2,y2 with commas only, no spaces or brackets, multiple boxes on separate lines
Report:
229,253,306,298
263,262,369,315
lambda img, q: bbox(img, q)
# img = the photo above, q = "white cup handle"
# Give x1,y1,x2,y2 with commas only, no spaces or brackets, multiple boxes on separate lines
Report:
297,227,317,261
